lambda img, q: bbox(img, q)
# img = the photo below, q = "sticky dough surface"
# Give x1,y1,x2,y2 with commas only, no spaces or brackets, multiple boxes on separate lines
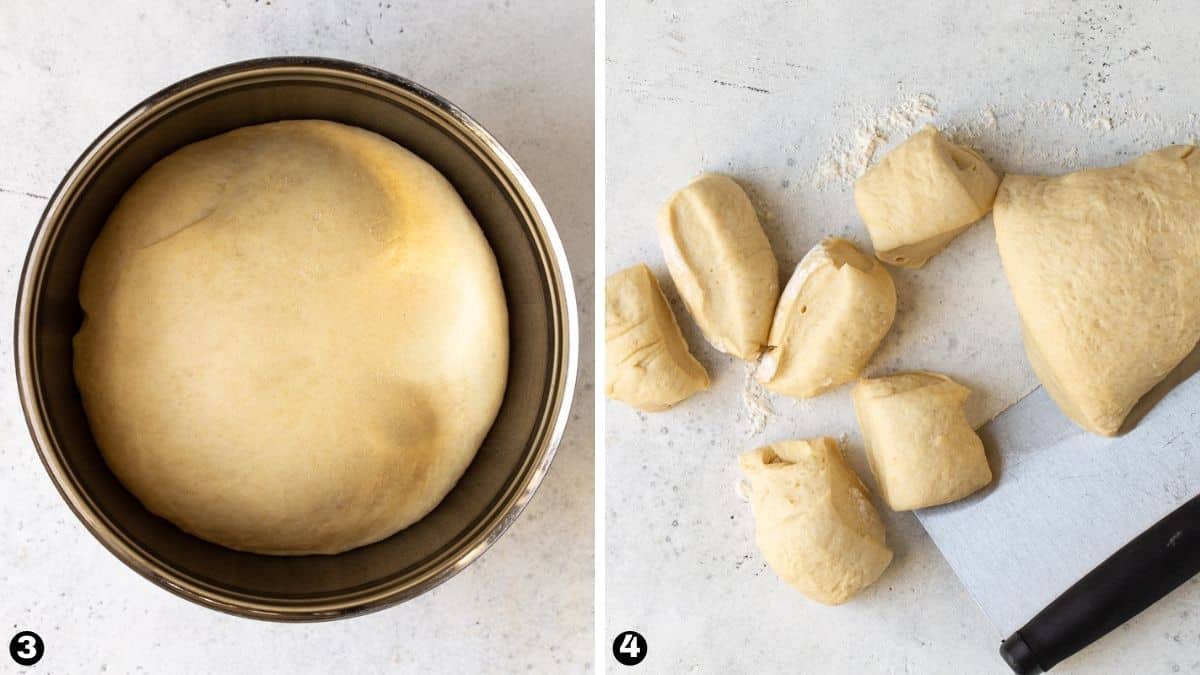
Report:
74,120,509,555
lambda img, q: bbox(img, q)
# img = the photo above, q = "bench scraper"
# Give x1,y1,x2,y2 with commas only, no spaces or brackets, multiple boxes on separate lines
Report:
916,357,1200,673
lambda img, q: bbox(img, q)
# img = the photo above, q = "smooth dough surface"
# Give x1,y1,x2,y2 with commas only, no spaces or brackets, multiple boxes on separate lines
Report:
993,145,1200,436
854,125,1000,268
757,238,895,398
606,264,709,411
739,438,892,605
657,173,779,359
75,120,509,555
852,372,991,511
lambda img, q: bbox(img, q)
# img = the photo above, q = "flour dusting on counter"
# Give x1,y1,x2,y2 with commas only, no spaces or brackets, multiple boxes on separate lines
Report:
810,92,938,189
810,91,1200,192
741,363,774,435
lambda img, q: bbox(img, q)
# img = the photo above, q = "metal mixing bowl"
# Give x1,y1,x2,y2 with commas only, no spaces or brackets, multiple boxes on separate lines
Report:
14,57,577,620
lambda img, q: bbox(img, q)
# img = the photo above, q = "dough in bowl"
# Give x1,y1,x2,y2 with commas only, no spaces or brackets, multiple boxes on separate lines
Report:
74,120,509,555
993,145,1200,435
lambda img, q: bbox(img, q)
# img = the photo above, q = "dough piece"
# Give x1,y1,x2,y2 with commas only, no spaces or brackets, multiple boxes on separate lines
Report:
657,173,780,359
606,264,709,410
74,120,509,555
993,145,1200,436
738,438,892,605
756,238,896,398
852,372,992,511
854,125,1000,268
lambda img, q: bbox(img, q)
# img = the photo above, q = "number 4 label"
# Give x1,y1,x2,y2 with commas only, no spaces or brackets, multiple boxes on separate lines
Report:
612,630,647,666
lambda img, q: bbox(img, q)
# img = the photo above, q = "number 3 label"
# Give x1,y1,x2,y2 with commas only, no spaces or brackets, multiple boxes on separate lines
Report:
612,630,647,666
9,631,44,667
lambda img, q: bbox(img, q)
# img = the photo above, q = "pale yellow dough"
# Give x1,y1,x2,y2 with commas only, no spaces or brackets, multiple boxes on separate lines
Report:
606,264,709,411
852,372,992,511
756,238,896,398
854,125,1000,268
74,120,509,555
657,173,780,359
739,438,892,605
993,145,1200,436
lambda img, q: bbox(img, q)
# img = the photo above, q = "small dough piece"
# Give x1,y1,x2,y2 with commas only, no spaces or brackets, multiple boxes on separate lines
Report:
606,264,709,410
993,145,1200,436
739,438,892,605
852,372,992,511
657,173,780,359
757,238,896,398
854,125,1000,268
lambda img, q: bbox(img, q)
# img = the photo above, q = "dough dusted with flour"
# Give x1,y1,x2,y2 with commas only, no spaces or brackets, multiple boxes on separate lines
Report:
854,125,1000,268
738,438,892,605
756,238,895,398
606,264,709,411
993,145,1200,436
74,120,508,555
657,173,779,359
852,372,991,511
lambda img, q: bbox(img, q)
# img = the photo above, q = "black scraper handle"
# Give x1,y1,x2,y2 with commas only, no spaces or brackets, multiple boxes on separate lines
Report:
1000,493,1200,673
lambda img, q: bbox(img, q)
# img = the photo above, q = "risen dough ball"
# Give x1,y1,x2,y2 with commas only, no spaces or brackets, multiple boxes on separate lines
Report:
606,264,709,411
852,372,991,511
994,145,1200,436
739,438,892,605
75,120,508,555
756,238,895,398
854,125,1000,268
657,173,780,359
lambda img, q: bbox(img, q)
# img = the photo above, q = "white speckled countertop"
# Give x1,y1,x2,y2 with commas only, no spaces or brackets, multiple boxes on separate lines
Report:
0,2,593,673
606,1,1199,673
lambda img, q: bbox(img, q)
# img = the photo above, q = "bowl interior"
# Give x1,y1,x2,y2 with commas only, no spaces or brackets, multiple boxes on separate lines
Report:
24,62,567,617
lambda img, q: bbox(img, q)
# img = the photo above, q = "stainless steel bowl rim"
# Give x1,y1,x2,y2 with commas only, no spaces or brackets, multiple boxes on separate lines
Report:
14,56,578,620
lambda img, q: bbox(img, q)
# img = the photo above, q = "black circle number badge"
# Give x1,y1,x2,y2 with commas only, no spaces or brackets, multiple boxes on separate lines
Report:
9,630,44,667
612,630,647,666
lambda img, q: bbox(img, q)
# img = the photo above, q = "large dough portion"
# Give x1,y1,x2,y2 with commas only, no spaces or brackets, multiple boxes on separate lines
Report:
739,438,892,605
657,173,780,359
993,145,1200,435
606,264,709,411
756,238,895,398
74,120,509,555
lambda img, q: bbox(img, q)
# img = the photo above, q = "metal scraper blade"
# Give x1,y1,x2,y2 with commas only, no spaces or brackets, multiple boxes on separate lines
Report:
916,365,1200,637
